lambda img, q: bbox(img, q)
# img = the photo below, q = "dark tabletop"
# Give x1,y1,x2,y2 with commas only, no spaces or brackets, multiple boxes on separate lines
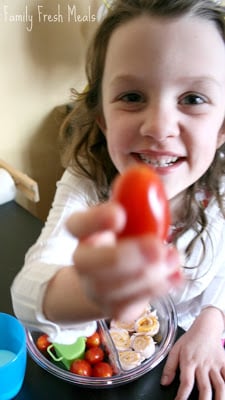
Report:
0,201,199,400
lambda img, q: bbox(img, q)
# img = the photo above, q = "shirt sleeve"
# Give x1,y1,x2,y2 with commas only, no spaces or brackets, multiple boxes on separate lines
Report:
170,199,225,332
11,169,98,344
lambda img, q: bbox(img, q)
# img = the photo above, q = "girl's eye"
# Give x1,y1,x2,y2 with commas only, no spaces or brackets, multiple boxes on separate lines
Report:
180,94,206,105
119,92,144,103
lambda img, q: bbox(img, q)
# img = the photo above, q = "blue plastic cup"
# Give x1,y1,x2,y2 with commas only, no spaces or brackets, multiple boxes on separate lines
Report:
0,313,27,400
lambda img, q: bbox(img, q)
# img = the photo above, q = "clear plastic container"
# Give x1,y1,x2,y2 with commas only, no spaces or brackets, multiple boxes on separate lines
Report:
26,296,177,388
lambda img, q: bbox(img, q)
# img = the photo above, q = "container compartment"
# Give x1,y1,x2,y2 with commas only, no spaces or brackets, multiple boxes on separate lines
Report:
26,296,177,388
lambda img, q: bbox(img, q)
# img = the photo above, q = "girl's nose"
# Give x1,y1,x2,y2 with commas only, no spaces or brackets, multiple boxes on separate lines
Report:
139,103,180,142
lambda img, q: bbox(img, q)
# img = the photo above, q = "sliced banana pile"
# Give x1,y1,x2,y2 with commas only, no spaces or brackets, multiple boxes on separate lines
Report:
109,305,161,371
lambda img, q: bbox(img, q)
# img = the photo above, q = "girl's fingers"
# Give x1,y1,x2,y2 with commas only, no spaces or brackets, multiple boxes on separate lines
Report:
221,365,225,381
66,202,126,239
75,236,181,320
74,235,180,279
192,368,211,400
209,369,225,400
97,273,173,303
111,298,153,322
67,201,182,322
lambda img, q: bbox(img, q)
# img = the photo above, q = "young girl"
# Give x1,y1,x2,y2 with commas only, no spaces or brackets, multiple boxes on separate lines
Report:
11,0,225,398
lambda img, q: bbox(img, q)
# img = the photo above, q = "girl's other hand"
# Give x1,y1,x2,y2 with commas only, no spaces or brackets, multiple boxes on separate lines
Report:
67,202,183,321
161,307,225,400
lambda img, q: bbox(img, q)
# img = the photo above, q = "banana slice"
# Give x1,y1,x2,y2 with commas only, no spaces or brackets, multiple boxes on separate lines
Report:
109,328,131,351
134,311,160,335
110,319,135,332
118,350,145,370
130,334,156,359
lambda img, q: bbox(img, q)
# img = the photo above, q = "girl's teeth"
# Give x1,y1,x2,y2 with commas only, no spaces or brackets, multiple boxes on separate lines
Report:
139,154,178,167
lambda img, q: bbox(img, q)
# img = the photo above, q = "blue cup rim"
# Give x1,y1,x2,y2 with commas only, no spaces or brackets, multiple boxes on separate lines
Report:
0,312,26,359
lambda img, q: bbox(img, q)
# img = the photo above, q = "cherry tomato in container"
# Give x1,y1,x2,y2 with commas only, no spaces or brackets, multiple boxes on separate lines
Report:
36,334,51,352
92,361,113,378
112,165,170,240
85,347,104,364
86,332,101,348
70,359,92,377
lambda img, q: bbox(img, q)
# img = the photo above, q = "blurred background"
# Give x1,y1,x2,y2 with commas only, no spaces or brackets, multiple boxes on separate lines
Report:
0,0,102,220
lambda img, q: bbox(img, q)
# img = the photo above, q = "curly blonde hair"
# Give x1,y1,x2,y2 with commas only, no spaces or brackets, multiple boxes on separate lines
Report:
59,0,225,259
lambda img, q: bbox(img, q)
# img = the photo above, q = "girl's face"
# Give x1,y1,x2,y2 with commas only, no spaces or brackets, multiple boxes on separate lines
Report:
99,15,225,216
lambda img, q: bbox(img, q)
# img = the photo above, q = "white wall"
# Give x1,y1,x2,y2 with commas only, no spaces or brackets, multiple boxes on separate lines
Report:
0,0,102,220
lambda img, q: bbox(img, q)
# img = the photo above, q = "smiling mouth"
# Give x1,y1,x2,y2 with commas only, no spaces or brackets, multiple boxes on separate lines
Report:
138,154,180,167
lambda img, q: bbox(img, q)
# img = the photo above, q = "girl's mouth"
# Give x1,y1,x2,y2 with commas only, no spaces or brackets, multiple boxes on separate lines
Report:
138,154,180,168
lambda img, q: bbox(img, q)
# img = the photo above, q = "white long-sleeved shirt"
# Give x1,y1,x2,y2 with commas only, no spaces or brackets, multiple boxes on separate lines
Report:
11,169,225,343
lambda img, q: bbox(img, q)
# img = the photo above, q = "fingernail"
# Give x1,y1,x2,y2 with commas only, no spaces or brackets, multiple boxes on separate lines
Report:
161,374,169,385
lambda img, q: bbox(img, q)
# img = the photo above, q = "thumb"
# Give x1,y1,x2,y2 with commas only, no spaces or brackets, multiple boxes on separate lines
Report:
67,201,126,239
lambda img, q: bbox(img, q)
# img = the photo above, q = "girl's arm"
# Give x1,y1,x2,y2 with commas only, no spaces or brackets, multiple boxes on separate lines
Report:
11,169,100,343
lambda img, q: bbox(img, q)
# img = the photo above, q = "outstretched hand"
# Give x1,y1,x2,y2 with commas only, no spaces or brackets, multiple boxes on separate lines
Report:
67,201,182,322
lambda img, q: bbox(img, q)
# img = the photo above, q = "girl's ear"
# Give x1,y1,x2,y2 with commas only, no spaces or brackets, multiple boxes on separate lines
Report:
96,114,107,134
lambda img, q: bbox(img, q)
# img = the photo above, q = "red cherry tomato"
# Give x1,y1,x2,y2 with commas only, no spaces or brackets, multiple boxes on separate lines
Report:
85,347,104,365
36,334,51,352
92,361,113,377
112,165,170,240
70,359,92,376
86,332,101,348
